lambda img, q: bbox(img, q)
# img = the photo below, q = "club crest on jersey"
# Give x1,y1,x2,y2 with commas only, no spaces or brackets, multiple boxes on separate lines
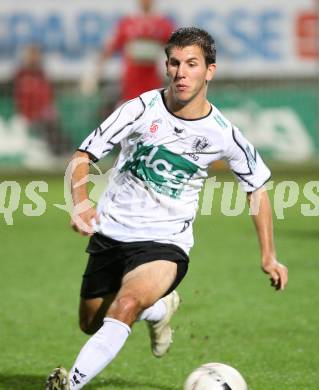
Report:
192,136,209,152
149,119,162,134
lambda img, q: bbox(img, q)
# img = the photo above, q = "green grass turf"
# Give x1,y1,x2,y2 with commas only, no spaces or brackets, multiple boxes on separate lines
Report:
0,171,318,389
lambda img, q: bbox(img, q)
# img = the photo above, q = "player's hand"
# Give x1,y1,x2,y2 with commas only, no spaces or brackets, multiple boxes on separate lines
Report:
261,256,288,291
70,201,99,236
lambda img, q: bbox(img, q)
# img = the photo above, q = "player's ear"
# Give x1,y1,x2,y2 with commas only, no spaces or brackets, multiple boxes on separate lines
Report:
165,60,169,75
206,63,216,82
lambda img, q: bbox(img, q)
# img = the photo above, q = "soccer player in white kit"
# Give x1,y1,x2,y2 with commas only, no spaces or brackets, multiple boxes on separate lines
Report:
46,27,288,389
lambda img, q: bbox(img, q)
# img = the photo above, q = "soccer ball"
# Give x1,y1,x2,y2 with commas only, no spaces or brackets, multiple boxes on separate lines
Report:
184,362,248,390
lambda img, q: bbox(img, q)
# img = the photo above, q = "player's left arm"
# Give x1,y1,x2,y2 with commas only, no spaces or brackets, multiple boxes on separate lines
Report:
222,123,288,290
247,187,288,291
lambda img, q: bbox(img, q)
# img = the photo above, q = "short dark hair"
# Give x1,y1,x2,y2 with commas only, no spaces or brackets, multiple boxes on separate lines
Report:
165,27,216,66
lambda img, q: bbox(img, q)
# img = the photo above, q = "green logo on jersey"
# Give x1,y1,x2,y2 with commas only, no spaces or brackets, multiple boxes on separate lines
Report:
121,142,199,198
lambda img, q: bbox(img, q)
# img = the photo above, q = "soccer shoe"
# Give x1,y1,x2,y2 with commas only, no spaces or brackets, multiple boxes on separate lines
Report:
46,367,70,390
147,290,181,358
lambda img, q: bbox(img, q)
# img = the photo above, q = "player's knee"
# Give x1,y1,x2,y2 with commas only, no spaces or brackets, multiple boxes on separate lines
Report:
111,295,142,319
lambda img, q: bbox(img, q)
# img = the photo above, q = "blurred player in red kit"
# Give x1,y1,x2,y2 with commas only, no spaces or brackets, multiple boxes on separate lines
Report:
13,44,71,156
81,0,174,101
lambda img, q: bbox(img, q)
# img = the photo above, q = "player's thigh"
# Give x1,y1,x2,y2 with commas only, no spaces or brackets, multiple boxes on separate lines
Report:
119,260,178,307
79,293,116,333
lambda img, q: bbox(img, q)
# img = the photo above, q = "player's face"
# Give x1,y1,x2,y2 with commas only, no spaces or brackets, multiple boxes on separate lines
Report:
166,45,216,105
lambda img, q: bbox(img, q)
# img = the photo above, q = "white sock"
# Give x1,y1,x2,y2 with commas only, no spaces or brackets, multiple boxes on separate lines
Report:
69,317,131,389
137,298,167,322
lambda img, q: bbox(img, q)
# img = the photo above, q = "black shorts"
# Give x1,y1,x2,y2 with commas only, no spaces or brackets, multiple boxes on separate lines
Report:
80,233,189,299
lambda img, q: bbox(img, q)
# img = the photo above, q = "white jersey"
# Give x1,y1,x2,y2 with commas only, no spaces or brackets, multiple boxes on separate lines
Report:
79,89,270,254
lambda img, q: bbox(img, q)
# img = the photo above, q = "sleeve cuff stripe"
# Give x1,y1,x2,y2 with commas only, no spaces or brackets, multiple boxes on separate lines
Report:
77,149,99,162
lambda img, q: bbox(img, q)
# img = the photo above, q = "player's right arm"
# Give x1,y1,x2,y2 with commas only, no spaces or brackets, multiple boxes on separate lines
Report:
70,97,146,235
70,150,99,236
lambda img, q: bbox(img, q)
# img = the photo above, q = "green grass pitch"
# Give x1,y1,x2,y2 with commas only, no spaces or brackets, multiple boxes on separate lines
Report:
1,171,318,389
